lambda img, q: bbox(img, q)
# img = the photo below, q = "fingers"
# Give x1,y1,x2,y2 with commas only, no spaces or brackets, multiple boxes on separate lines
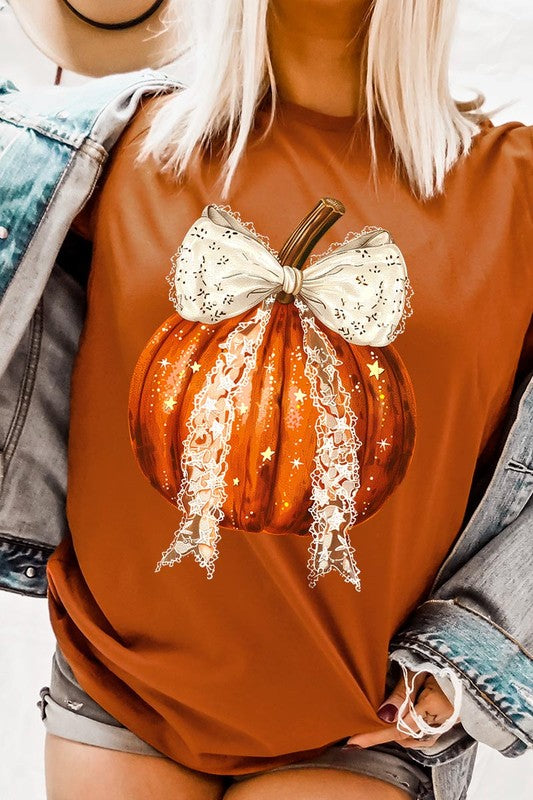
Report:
399,673,456,735
377,668,427,724
395,733,442,749
344,722,440,750
346,668,461,750
345,726,408,749
346,668,427,748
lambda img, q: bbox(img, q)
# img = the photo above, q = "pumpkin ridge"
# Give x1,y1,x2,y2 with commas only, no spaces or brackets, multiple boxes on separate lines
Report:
236,301,286,530
262,303,296,527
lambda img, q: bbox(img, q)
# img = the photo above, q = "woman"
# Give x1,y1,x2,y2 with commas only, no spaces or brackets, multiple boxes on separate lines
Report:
18,0,530,798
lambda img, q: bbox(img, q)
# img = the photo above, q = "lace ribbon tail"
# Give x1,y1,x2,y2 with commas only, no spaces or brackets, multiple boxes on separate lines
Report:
155,296,276,578
308,528,362,590
295,296,363,590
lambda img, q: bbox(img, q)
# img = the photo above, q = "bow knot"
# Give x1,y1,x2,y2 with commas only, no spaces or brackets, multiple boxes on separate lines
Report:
280,264,303,296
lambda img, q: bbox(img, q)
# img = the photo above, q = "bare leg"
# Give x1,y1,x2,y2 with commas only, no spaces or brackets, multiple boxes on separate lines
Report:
223,766,413,800
45,731,228,800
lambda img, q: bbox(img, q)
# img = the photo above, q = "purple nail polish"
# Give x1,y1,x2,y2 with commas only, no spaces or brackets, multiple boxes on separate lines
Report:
377,703,398,723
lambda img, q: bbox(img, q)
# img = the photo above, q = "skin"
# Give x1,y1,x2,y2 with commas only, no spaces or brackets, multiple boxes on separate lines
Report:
45,2,455,798
347,669,457,750
267,0,372,116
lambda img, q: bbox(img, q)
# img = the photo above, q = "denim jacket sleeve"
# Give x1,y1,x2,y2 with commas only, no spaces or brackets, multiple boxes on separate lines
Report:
0,69,185,592
386,359,533,762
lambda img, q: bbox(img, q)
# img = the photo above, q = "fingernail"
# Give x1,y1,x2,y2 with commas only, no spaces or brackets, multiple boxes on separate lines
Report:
341,743,363,749
377,703,398,723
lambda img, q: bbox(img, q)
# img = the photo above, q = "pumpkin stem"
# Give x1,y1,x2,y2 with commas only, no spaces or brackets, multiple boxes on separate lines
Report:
276,197,345,304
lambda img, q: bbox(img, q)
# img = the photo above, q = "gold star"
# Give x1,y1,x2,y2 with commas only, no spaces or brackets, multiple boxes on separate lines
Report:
367,359,385,379
233,477,240,486
190,361,201,373
164,397,177,411
238,403,248,414
260,446,275,462
294,388,307,403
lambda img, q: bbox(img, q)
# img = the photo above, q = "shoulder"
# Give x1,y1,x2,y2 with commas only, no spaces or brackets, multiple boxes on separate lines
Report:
70,91,178,240
470,116,532,173
459,117,533,230
114,92,176,152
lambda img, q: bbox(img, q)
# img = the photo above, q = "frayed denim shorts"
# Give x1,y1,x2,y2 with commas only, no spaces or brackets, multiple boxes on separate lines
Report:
37,642,435,800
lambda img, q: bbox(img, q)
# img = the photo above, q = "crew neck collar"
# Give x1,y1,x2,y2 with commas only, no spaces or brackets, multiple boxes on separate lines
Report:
258,90,365,132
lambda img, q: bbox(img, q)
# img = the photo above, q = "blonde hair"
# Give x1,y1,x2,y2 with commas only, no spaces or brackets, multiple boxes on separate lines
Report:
137,0,502,203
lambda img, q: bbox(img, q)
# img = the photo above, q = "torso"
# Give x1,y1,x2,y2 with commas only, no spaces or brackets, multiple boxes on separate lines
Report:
46,92,533,774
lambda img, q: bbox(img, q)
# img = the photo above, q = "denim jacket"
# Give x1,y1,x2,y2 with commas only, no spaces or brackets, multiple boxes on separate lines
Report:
0,68,531,800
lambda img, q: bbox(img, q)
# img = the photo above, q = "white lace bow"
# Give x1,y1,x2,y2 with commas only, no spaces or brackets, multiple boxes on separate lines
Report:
154,204,413,589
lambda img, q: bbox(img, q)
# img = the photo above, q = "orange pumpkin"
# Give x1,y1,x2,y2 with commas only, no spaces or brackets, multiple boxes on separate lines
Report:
128,303,415,532
127,199,416,588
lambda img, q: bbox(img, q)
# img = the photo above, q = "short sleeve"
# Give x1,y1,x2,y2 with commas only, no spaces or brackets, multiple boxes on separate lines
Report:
71,191,97,241
69,93,173,242
515,313,533,389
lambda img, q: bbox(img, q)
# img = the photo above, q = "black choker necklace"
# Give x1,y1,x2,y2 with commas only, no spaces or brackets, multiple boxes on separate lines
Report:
59,0,166,30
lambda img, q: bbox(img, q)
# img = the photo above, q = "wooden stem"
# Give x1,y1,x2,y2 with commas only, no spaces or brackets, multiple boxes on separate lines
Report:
275,197,345,304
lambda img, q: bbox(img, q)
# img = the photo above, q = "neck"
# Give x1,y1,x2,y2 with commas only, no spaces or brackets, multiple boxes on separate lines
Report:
267,0,372,117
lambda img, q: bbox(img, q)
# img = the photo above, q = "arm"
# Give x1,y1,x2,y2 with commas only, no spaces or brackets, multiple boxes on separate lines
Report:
388,376,533,756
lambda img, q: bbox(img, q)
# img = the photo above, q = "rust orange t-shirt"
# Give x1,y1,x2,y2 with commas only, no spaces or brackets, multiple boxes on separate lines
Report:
46,91,532,775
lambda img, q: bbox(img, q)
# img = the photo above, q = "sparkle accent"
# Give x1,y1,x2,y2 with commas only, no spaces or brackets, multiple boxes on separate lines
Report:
378,437,391,450
291,458,303,469
260,446,275,462
367,359,385,379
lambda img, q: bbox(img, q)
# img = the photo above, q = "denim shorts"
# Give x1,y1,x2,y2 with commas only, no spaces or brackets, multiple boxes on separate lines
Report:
37,642,435,800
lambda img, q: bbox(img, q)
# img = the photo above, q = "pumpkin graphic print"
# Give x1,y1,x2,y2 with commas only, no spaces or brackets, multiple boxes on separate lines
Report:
128,201,416,591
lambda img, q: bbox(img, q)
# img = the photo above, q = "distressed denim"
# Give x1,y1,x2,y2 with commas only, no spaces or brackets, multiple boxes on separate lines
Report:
0,69,531,800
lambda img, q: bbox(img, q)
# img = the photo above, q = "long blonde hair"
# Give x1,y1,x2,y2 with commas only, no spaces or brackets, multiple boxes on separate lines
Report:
136,0,499,202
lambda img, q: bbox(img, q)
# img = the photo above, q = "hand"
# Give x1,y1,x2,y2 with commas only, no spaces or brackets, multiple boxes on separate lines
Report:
345,668,458,750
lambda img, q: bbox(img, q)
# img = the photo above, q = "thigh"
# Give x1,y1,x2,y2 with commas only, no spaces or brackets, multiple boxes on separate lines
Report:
223,766,413,800
45,731,228,800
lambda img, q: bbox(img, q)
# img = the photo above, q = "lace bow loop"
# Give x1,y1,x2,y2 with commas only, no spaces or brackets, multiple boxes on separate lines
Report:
169,204,412,346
